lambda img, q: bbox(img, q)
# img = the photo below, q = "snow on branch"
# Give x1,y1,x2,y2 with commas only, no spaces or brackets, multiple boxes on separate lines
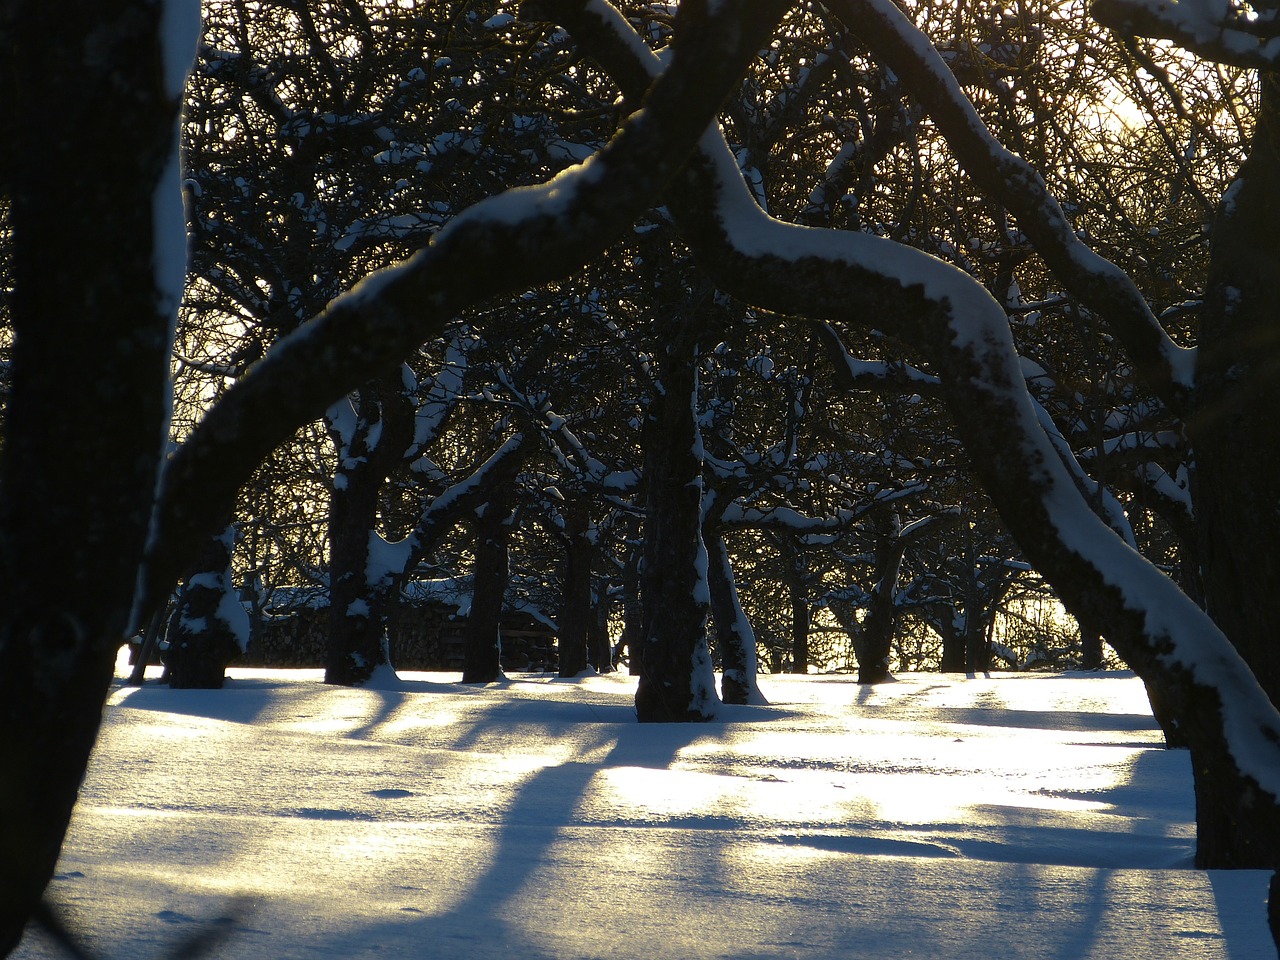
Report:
492,370,637,492
560,0,1280,801
1077,428,1185,464
143,0,790,614
1092,0,1280,69
812,321,942,394
826,0,1197,417
367,431,538,589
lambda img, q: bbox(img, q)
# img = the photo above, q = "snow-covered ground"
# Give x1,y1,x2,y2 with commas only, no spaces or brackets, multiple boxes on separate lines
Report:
14,660,1273,959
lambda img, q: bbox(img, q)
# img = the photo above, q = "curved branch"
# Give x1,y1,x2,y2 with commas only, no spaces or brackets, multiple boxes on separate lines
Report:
140,0,790,616
555,0,1280,849
1093,0,1280,70
827,0,1196,416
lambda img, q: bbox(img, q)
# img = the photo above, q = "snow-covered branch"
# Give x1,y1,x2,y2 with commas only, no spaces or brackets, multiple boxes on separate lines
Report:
558,0,1280,809
1092,0,1280,69
143,0,790,612
812,321,942,394
827,0,1197,416
368,431,537,589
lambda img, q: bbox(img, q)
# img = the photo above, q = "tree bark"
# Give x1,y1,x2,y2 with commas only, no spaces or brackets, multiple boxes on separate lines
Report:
784,545,811,674
462,495,515,684
857,516,908,684
621,545,644,676
1190,75,1280,710
939,610,967,673
589,600,614,673
0,4,181,952
704,517,765,704
325,378,413,686
164,529,244,689
558,499,593,677
1080,619,1104,671
635,332,718,721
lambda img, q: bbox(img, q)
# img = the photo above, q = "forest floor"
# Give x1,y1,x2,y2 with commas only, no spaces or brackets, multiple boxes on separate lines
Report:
13,658,1273,959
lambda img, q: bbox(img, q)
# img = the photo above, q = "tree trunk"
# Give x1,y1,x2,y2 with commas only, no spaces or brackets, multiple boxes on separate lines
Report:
589,600,614,673
857,599,896,684
858,517,907,684
1080,619,1104,671
462,495,515,684
621,545,644,676
1183,77,1280,869
939,610,967,673
164,528,245,689
965,617,992,677
785,551,810,674
1141,674,1189,749
1191,75,1280,711
558,500,593,677
704,516,765,704
325,378,412,686
635,335,718,721
0,5,182,951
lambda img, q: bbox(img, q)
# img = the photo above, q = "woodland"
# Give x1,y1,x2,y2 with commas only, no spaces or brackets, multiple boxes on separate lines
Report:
4,0,1280,954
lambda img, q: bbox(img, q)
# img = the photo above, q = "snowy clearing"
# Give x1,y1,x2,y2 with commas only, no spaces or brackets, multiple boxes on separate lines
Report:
14,661,1272,959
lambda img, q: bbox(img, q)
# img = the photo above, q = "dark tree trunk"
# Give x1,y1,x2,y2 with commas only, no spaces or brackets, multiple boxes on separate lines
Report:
704,517,763,704
1191,76,1280,711
589,601,614,673
558,500,593,677
635,334,717,722
965,617,992,677
127,605,168,687
1142,674,1189,749
1079,619,1104,670
961,542,992,676
325,378,412,686
0,5,180,951
939,611,967,673
621,545,644,676
857,519,908,684
462,495,515,684
1185,78,1280,869
164,529,243,689
785,554,810,674
857,598,896,684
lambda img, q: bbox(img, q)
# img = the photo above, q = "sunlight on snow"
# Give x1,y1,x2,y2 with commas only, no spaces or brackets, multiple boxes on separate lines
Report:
20,670,1265,959
672,726,1127,829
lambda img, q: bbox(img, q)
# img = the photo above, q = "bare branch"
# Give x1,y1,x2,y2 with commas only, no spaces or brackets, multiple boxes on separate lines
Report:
555,0,1280,817
827,0,1197,416
140,0,790,615
1093,0,1280,70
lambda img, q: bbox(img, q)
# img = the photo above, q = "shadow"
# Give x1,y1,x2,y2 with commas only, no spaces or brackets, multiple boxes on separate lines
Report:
107,680,278,728
916,706,1160,735
1209,870,1275,960
320,721,713,959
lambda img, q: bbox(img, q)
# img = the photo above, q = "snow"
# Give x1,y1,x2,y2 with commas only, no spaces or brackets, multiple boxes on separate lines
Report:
152,0,201,314
365,532,414,588
14,660,1273,959
218,592,251,652
159,0,202,99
